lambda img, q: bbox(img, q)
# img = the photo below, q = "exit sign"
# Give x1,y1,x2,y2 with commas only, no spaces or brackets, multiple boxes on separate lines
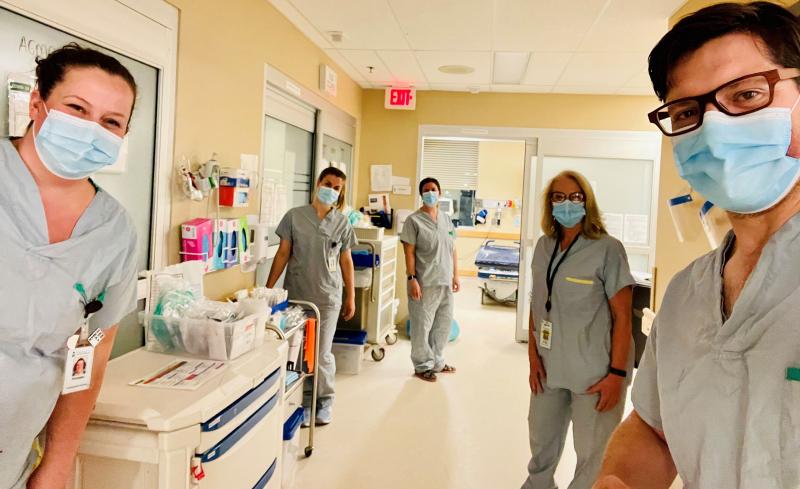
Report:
384,87,416,110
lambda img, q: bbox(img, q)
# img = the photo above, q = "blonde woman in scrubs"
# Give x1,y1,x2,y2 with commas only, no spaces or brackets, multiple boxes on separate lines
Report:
0,44,139,489
522,171,634,489
267,167,357,426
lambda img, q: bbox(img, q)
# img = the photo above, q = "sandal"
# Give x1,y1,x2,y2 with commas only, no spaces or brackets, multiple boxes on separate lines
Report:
415,370,437,382
439,365,457,374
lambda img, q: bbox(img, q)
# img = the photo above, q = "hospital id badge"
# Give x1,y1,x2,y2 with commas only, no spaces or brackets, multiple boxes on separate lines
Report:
540,320,553,350
327,252,337,272
62,334,94,395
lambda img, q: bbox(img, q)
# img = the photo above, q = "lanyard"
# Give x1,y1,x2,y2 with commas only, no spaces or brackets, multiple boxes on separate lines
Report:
74,283,105,342
545,234,579,313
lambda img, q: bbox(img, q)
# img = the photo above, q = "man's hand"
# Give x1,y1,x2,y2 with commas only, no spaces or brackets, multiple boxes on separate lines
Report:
342,296,356,321
592,475,633,489
586,374,624,412
409,279,422,301
529,353,547,395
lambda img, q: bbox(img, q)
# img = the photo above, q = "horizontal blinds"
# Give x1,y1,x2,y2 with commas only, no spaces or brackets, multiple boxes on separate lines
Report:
421,139,479,190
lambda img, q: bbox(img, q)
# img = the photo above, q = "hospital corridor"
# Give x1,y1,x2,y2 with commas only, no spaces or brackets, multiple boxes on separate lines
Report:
1,1,800,489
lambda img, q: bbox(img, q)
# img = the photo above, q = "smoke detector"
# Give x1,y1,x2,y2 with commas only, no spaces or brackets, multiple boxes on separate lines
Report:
327,31,344,43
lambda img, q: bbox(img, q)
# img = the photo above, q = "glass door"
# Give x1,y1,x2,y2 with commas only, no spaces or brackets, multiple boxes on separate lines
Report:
322,134,353,206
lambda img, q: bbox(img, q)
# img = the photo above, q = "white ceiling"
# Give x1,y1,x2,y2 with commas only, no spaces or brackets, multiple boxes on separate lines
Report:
269,0,686,95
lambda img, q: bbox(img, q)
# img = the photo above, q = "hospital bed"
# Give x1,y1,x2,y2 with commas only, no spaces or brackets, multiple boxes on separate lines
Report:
475,240,520,305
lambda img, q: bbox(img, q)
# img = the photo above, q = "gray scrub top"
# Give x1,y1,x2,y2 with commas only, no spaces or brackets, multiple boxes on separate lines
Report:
531,234,635,393
633,217,800,489
0,139,138,487
276,205,357,309
399,209,455,288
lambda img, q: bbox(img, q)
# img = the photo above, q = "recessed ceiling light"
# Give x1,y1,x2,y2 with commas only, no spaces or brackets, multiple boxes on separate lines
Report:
438,65,475,75
493,52,531,84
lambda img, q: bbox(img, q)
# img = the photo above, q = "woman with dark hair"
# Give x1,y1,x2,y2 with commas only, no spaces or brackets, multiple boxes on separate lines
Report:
400,177,460,382
0,43,139,488
267,166,357,426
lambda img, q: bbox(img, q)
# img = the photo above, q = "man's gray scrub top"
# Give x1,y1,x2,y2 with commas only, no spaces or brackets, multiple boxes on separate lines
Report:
633,215,800,489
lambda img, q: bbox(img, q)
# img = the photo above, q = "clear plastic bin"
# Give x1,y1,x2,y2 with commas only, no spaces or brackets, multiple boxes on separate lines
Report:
144,313,260,361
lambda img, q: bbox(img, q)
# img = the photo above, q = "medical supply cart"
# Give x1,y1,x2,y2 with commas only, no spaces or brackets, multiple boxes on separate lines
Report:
338,235,399,361
71,339,288,489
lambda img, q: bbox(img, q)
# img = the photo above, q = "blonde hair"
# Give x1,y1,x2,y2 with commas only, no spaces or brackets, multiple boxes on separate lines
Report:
540,170,607,239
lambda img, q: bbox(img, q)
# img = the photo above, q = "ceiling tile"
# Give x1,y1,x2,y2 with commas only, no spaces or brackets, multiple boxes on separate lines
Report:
270,0,332,49
323,49,367,83
387,0,493,51
338,50,393,83
415,51,493,84
493,0,609,51
579,0,669,53
490,84,552,93
524,52,572,86
552,85,620,95
428,84,492,93
377,51,429,87
287,0,409,50
616,86,657,96
558,52,647,87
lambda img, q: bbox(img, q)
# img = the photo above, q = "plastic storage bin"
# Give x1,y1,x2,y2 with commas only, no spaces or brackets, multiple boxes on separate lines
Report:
331,330,367,375
144,313,260,361
281,408,304,489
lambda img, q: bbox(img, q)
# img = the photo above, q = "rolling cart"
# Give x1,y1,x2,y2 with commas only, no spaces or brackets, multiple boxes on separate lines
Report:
266,299,321,458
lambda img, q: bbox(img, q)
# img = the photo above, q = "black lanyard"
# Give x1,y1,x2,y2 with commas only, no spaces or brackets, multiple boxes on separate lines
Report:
545,234,579,312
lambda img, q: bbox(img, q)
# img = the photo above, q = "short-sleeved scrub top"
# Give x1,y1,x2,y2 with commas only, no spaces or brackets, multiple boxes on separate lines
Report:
276,205,357,309
399,210,456,288
0,138,138,487
633,216,800,489
531,234,635,393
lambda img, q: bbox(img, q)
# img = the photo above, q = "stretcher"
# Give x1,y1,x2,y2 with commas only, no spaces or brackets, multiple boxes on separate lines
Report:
474,240,520,304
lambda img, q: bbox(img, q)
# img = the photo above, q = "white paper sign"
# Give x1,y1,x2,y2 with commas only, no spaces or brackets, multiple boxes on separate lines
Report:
391,175,410,186
604,213,624,241
623,214,649,244
393,185,411,195
130,360,227,391
371,164,393,191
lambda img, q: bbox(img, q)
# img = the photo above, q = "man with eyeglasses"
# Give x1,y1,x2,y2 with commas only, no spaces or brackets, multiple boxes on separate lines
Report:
593,3,800,489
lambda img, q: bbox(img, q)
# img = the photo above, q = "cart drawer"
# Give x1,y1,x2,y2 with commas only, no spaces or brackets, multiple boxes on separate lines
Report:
253,458,278,489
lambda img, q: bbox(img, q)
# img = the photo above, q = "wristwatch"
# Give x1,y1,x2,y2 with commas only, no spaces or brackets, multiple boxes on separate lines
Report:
407,275,417,281
609,367,628,378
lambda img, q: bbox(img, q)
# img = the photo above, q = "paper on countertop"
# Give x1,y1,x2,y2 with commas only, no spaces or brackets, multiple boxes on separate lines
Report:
130,360,227,391
371,164,393,191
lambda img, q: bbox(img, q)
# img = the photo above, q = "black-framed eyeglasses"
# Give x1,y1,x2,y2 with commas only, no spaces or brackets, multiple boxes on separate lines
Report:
550,191,585,204
648,68,800,137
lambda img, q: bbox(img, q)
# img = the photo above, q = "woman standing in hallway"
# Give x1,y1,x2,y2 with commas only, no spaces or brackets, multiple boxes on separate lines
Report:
267,167,357,426
522,171,634,489
0,44,139,489
400,177,460,382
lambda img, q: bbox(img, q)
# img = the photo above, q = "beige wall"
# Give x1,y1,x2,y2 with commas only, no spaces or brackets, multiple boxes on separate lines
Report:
167,0,362,299
477,140,526,201
357,89,658,324
652,0,794,309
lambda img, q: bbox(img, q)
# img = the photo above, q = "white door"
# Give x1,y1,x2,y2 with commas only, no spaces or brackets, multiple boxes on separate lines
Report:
515,139,540,342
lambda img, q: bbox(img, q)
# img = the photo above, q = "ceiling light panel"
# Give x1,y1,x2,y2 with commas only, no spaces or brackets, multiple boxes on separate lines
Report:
492,51,531,84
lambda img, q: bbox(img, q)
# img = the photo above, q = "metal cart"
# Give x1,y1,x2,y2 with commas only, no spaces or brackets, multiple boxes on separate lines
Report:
266,299,321,458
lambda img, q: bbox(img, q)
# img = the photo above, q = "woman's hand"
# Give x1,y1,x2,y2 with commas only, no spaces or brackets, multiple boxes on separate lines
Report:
586,374,624,412
452,276,461,293
409,279,422,301
529,352,547,395
342,296,356,321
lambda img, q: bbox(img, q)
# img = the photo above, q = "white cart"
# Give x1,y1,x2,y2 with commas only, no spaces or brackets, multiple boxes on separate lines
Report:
71,340,288,489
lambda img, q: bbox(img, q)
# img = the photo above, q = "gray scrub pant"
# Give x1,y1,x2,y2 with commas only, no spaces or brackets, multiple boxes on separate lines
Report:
408,286,453,373
521,385,626,489
304,304,339,410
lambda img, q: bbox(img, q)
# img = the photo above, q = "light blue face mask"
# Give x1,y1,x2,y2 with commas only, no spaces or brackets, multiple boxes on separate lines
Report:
552,201,586,228
34,106,123,180
672,104,800,214
317,186,340,206
422,190,439,207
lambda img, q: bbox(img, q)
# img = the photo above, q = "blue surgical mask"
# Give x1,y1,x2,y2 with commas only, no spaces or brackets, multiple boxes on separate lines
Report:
422,191,439,207
552,201,585,228
672,105,800,214
34,106,123,180
317,186,340,206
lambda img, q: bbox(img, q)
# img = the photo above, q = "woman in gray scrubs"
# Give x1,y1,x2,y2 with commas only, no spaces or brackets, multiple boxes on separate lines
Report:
267,167,357,426
400,177,460,382
522,171,634,489
0,44,139,489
